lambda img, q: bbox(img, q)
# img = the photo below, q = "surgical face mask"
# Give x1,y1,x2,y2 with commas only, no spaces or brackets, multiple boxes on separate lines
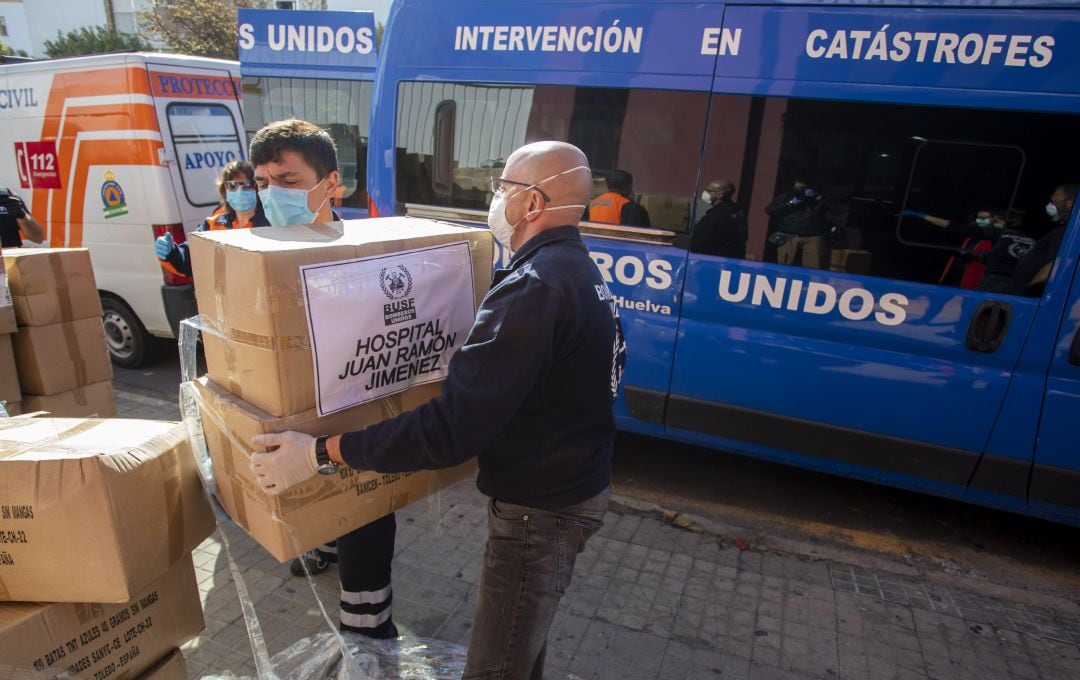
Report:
701,191,713,204
975,217,991,228
226,188,257,213
259,179,326,227
487,165,589,250
1046,202,1059,221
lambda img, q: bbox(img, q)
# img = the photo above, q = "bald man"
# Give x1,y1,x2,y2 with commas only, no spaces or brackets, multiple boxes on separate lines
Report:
250,141,627,677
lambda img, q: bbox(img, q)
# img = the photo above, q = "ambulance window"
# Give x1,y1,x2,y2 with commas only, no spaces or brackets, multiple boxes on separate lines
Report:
166,103,244,207
241,76,372,209
696,94,1080,294
395,82,708,235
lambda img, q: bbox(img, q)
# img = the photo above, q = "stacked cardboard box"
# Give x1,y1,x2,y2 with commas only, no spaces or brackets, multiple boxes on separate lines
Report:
0,417,216,677
0,249,18,416
188,217,492,560
3,248,115,417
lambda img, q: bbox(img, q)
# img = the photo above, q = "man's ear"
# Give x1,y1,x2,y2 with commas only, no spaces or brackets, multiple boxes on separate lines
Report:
324,170,340,197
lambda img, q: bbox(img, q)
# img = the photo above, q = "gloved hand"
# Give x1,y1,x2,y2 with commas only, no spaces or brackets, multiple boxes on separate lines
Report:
803,188,819,200
155,232,176,260
788,194,804,206
896,209,926,219
250,431,319,496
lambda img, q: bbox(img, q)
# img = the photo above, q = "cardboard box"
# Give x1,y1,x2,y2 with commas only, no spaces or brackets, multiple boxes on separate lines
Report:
136,649,187,680
638,194,690,231
193,375,477,562
0,418,215,603
21,380,116,418
829,248,873,275
1,247,103,327
0,253,15,334
189,217,492,417
12,317,113,395
0,557,204,680
0,334,18,408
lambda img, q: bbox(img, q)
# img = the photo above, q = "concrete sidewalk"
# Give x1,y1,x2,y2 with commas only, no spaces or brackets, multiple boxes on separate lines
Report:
113,388,1080,680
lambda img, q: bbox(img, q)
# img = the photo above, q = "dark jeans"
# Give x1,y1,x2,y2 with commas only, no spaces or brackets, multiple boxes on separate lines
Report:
463,488,611,680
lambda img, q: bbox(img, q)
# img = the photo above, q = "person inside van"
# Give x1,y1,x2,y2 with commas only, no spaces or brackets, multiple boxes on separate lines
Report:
1011,182,1078,295
155,161,269,277
585,169,651,227
766,178,828,269
0,187,45,248
690,180,747,258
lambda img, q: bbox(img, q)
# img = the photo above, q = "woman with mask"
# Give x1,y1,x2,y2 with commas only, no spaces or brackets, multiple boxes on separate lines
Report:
155,160,269,277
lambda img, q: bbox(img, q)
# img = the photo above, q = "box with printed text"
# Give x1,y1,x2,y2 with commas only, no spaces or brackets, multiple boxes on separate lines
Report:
193,375,477,562
0,418,214,603
188,217,493,417
0,557,203,680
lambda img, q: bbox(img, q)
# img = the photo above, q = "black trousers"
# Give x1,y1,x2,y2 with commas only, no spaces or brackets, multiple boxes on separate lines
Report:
334,512,398,638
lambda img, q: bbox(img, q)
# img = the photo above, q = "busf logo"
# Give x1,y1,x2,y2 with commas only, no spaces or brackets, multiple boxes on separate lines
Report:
380,265,417,326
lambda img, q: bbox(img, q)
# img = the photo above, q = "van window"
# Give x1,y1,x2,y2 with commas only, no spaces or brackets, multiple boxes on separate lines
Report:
394,82,708,234
242,76,373,209
166,103,244,207
694,94,1080,294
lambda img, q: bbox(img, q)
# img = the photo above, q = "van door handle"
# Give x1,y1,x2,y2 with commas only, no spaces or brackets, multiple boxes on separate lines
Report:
966,300,1011,353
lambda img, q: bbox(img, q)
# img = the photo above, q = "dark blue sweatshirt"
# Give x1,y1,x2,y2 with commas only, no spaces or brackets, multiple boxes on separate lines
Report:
340,225,627,509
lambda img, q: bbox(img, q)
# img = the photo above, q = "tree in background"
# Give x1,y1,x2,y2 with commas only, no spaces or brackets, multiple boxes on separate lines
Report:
42,26,150,58
141,0,263,61
0,40,31,58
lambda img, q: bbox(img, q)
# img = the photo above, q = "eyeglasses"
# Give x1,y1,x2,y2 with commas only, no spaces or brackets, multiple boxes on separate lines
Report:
224,179,256,191
489,176,551,202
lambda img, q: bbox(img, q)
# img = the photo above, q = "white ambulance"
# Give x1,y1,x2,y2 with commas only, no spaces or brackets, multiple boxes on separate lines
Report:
0,53,245,366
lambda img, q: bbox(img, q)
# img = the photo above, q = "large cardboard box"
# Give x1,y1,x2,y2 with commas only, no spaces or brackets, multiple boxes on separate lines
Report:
193,375,477,561
189,217,492,417
0,253,14,334
0,557,203,680
0,334,18,408
11,317,113,395
137,649,187,680
0,418,215,603
21,380,116,418
1,247,103,327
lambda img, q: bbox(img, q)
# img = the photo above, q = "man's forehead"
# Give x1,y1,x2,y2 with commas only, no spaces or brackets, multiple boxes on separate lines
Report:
254,150,314,176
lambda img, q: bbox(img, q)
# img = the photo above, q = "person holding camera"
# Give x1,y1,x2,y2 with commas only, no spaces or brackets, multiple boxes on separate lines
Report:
0,187,45,248
765,178,828,269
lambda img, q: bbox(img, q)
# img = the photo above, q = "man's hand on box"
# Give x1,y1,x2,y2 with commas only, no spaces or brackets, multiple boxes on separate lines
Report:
250,431,319,495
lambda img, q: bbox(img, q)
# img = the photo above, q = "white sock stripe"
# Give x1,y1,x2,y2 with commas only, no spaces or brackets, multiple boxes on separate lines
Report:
340,584,392,606
319,544,338,554
340,606,392,630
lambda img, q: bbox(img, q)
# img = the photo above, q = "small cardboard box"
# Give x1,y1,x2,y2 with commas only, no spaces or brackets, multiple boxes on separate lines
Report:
137,648,187,680
193,375,477,562
21,380,116,418
829,248,873,275
0,418,215,603
0,557,204,680
189,217,492,417
12,317,113,395
1,247,103,327
0,253,15,334
0,334,18,407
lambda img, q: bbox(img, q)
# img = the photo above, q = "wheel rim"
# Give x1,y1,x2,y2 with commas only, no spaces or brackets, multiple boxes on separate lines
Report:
102,310,136,359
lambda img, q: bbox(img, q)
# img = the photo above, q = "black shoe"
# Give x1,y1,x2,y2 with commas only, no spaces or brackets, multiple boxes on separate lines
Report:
290,548,331,577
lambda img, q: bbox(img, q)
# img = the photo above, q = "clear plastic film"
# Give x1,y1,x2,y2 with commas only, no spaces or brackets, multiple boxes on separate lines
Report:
177,314,458,678
200,632,468,680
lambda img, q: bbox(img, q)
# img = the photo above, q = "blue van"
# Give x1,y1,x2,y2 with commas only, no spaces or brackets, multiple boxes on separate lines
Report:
238,8,378,218
367,0,1080,524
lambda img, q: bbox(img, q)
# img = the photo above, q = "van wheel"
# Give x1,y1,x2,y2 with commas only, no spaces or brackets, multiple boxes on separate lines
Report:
101,296,157,368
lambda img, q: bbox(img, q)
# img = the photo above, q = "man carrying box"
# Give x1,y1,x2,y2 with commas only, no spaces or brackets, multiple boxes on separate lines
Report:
248,119,400,639
251,141,628,678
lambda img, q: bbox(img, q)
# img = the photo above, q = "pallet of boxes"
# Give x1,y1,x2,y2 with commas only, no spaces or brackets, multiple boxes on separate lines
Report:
2,248,115,418
0,416,217,678
186,217,490,562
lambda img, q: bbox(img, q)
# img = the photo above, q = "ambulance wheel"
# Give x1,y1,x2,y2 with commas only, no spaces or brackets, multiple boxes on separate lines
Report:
101,296,157,368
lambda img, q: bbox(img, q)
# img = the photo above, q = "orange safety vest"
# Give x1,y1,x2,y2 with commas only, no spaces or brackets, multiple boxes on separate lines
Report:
588,191,630,225
203,206,254,231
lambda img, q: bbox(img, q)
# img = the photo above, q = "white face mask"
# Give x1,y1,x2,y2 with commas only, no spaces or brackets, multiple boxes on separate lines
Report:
1046,202,1059,221
701,191,713,204
487,165,588,250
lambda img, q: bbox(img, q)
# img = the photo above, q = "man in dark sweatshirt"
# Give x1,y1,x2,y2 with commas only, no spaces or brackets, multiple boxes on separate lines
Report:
250,141,627,679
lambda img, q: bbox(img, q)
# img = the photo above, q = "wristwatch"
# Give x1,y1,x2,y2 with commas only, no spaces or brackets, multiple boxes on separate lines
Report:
314,435,339,476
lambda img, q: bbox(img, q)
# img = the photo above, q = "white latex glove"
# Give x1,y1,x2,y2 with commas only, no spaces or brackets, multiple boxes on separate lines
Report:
250,431,318,496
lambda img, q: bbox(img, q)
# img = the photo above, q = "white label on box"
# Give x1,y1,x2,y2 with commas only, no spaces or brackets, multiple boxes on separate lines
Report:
301,241,476,416
0,272,10,308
